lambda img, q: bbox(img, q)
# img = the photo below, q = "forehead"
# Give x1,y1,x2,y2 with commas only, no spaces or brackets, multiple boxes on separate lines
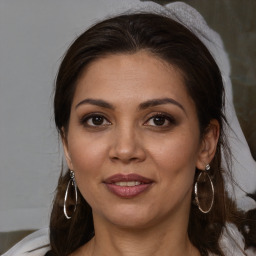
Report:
72,51,192,108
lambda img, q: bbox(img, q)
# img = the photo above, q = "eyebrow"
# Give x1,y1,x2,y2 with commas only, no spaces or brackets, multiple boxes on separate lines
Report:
75,97,186,114
138,98,186,113
75,98,114,109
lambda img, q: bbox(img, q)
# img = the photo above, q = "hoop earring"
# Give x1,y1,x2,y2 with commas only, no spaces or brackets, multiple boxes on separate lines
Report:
64,170,78,219
194,164,214,214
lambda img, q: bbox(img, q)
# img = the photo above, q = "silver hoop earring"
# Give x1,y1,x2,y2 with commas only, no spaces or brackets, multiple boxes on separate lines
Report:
64,170,78,219
194,164,214,214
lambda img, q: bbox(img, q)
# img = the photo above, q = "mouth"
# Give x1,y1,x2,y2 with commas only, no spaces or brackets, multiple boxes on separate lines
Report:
114,181,143,186
103,173,154,198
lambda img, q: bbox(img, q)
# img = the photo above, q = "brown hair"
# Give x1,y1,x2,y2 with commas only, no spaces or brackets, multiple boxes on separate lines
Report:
46,13,244,256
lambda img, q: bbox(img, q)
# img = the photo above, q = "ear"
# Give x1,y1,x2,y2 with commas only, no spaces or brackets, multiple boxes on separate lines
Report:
196,119,220,170
61,127,74,170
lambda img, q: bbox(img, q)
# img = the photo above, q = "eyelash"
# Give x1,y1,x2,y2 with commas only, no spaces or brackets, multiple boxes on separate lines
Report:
79,114,111,128
145,112,176,127
79,112,176,129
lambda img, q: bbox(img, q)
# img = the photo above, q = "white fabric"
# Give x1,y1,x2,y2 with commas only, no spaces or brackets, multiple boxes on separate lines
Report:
3,224,254,256
220,224,255,256
2,228,50,256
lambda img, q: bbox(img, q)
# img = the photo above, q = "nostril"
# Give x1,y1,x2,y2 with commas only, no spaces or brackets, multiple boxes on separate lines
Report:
109,149,146,163
108,133,147,163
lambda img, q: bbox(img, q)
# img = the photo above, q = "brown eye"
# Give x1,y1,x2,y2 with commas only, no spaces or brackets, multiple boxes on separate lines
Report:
152,116,166,126
81,114,111,127
90,116,104,125
145,114,176,127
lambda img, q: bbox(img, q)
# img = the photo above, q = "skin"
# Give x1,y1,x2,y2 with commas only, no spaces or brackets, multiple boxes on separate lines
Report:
63,51,219,256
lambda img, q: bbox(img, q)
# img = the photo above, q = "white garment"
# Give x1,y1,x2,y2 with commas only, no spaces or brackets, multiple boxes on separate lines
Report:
2,224,255,256
2,228,50,256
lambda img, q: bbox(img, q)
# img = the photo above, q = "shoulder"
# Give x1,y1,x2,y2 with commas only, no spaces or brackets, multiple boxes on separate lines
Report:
2,228,50,256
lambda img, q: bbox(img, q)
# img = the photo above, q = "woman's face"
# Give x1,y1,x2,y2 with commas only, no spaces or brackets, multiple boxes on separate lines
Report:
63,51,207,229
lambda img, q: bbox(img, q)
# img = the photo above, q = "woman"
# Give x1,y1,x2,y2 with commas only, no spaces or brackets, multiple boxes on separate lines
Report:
47,7,252,256
4,2,255,256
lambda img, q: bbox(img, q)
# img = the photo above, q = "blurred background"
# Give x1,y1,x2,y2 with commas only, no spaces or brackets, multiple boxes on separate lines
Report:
0,0,255,254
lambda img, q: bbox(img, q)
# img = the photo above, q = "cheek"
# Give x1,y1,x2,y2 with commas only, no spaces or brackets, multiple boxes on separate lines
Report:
72,143,105,167
149,131,199,167
67,133,109,193
147,131,199,187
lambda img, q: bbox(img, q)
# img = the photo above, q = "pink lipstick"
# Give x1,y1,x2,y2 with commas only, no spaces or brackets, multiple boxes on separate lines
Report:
104,174,153,198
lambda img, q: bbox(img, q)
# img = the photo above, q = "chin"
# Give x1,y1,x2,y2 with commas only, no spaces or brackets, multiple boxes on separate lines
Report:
98,203,163,230
110,216,155,230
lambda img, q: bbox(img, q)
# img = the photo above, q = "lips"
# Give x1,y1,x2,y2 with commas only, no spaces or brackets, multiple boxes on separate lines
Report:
103,174,153,198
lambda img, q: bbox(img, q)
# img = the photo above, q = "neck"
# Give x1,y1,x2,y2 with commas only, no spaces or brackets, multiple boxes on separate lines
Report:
79,212,199,256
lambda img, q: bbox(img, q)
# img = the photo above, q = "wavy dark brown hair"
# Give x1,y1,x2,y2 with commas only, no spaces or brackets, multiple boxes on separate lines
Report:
45,13,250,256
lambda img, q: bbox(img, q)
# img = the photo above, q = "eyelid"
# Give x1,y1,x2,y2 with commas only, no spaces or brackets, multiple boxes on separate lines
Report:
79,111,176,128
144,112,176,126
79,113,112,127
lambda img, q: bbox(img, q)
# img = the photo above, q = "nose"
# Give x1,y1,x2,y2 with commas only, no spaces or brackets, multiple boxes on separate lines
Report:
109,125,146,164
